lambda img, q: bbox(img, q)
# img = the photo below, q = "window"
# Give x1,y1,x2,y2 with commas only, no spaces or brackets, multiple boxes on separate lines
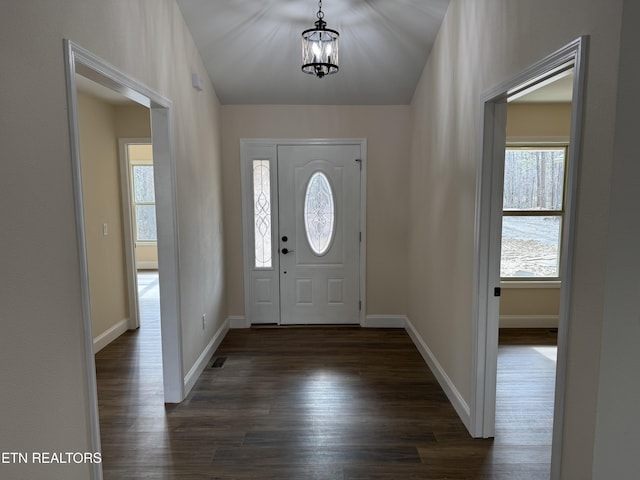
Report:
501,147,567,279
304,172,335,256
129,151,157,243
253,160,272,269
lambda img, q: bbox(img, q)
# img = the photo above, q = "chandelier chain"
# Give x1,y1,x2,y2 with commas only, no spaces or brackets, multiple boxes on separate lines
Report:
317,0,324,20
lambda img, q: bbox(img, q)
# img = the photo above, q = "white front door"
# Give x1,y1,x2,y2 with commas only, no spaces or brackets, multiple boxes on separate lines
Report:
240,140,364,326
277,145,361,324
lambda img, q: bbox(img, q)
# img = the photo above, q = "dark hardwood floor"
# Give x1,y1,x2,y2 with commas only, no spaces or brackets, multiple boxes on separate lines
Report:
95,273,556,479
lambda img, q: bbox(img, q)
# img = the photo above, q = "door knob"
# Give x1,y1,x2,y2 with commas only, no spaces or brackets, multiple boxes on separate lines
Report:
281,248,294,255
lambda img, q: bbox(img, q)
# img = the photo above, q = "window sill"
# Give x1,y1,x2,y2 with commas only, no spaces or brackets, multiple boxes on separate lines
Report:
500,280,561,289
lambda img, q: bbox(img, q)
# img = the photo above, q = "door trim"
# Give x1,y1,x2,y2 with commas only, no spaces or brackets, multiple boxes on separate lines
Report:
471,36,588,480
64,41,184,403
240,138,367,326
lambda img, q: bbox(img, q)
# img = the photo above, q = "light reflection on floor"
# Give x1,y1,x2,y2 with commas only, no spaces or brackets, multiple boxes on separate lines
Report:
533,346,557,363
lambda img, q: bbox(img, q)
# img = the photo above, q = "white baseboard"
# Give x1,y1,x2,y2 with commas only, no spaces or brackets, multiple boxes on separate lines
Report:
93,318,129,353
363,315,407,328
229,315,249,329
499,314,559,328
183,318,230,395
404,318,472,432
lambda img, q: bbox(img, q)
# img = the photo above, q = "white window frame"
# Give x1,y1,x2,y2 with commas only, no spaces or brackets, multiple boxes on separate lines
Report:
129,157,157,245
501,143,569,283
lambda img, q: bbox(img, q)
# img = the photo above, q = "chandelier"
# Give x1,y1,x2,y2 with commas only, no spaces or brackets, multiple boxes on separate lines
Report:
301,0,339,78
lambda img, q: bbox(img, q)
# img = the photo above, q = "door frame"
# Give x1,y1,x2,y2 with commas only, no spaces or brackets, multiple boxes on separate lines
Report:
240,138,367,327
118,137,153,330
471,36,588,479
64,40,185,479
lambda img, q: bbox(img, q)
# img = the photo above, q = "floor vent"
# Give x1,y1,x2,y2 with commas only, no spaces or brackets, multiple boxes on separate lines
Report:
211,357,227,368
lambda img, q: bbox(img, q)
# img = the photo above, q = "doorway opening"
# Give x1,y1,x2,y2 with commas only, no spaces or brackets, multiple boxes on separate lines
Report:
494,67,574,464
64,40,185,479
472,36,588,480
119,139,158,330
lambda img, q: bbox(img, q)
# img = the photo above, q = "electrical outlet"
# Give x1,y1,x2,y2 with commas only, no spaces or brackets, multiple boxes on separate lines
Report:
103,223,109,236
202,313,206,330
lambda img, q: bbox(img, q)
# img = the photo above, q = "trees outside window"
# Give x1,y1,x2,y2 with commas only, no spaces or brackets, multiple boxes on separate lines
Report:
501,147,567,279
131,163,157,243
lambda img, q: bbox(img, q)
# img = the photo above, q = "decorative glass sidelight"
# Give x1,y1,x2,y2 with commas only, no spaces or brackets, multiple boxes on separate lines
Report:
304,172,335,255
253,160,272,268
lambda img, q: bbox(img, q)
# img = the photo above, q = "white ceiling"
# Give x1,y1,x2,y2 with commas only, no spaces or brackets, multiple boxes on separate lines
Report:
176,0,451,105
77,1,572,107
75,74,135,105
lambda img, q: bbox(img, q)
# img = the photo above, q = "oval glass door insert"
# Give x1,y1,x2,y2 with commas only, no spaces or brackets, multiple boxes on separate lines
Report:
304,172,335,255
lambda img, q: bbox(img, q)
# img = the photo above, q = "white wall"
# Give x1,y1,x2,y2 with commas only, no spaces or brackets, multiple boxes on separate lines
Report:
593,0,640,476
408,1,623,478
0,2,225,478
221,105,411,318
